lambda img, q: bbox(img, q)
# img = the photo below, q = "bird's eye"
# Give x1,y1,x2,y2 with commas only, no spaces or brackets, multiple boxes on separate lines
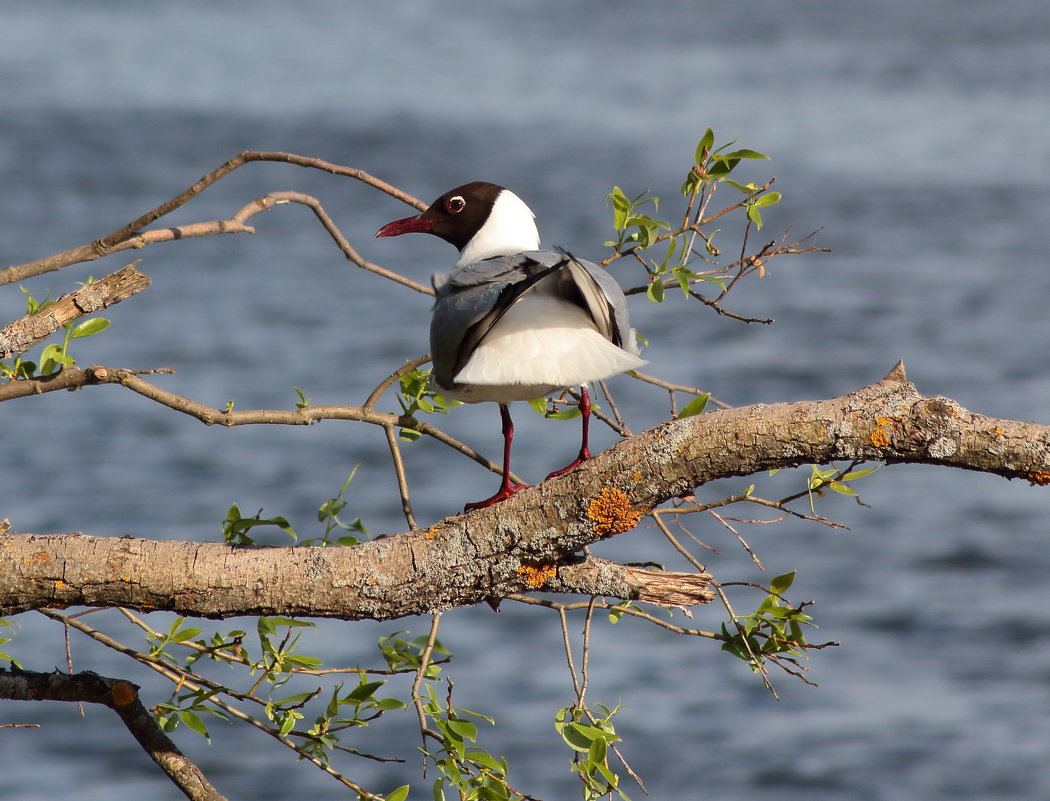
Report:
446,195,466,213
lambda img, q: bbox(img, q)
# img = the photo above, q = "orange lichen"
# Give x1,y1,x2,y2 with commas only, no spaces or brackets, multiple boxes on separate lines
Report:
1026,469,1050,487
516,562,557,588
587,487,643,536
875,416,900,426
110,681,138,707
423,527,440,540
870,427,890,448
994,427,1005,436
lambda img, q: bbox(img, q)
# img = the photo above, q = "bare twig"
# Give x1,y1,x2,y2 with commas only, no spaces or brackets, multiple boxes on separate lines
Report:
1,151,424,285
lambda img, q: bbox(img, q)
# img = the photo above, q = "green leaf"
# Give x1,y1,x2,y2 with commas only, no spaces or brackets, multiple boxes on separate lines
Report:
39,343,74,374
646,279,665,303
70,318,110,339
266,616,315,629
450,706,493,724
608,601,633,624
719,148,769,161
707,157,741,178
829,481,859,496
399,427,421,442
723,179,759,194
769,570,796,596
348,680,386,704
274,691,315,706
606,186,630,231
446,719,478,742
561,722,613,752
180,710,210,740
841,465,879,481
386,786,411,801
695,128,715,163
285,654,324,669
169,627,202,643
752,190,782,207
588,735,608,764
278,711,299,737
677,393,710,419
547,405,582,421
746,204,765,229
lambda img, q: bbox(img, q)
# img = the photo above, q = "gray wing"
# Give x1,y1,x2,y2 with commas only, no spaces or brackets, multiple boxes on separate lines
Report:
430,253,569,390
554,253,637,353
429,250,638,391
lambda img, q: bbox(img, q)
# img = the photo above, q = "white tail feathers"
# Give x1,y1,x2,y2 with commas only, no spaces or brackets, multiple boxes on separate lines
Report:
454,294,646,389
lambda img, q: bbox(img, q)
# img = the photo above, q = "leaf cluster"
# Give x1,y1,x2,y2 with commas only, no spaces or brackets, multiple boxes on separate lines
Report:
397,366,460,441
555,704,629,801
221,469,369,547
604,128,785,309
720,570,814,671
421,682,517,801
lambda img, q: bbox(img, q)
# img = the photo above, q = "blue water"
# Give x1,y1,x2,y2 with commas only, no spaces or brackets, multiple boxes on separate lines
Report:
3,1,1050,799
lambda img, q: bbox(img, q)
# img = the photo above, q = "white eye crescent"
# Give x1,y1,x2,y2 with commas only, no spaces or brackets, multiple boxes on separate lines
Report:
446,195,466,213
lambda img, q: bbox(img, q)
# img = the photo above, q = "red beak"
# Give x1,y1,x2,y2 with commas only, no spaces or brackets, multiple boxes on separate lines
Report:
375,214,435,238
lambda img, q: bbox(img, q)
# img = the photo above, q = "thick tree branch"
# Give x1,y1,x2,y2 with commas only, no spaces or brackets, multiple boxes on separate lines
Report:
0,263,151,359
3,364,1048,621
0,668,228,801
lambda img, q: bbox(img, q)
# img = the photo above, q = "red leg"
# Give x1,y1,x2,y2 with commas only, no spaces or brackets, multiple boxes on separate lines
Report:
464,403,531,511
545,386,592,481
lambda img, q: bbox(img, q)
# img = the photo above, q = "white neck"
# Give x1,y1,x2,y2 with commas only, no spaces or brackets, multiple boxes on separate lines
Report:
455,189,541,267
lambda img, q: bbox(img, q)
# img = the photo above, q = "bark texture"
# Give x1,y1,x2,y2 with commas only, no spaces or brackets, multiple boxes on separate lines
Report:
0,263,150,359
2,364,1048,621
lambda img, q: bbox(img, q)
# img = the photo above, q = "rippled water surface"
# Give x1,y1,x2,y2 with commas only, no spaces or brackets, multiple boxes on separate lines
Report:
2,1,1050,799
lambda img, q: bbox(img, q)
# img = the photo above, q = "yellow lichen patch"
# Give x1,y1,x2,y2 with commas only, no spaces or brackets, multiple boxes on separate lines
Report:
423,527,440,540
995,427,1005,435
631,471,642,482
516,562,557,588
53,579,66,590
870,427,890,448
1026,469,1050,487
875,416,900,426
110,681,138,708
587,487,643,536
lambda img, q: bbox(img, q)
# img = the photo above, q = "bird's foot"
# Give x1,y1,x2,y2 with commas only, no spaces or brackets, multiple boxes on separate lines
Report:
463,482,531,512
544,451,590,481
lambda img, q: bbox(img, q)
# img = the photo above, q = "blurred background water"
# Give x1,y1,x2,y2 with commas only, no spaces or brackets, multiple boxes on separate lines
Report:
2,1,1050,799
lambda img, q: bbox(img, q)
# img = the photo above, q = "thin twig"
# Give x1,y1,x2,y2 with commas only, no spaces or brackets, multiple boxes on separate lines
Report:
411,614,445,774
363,354,432,411
384,424,418,529
2,151,425,285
